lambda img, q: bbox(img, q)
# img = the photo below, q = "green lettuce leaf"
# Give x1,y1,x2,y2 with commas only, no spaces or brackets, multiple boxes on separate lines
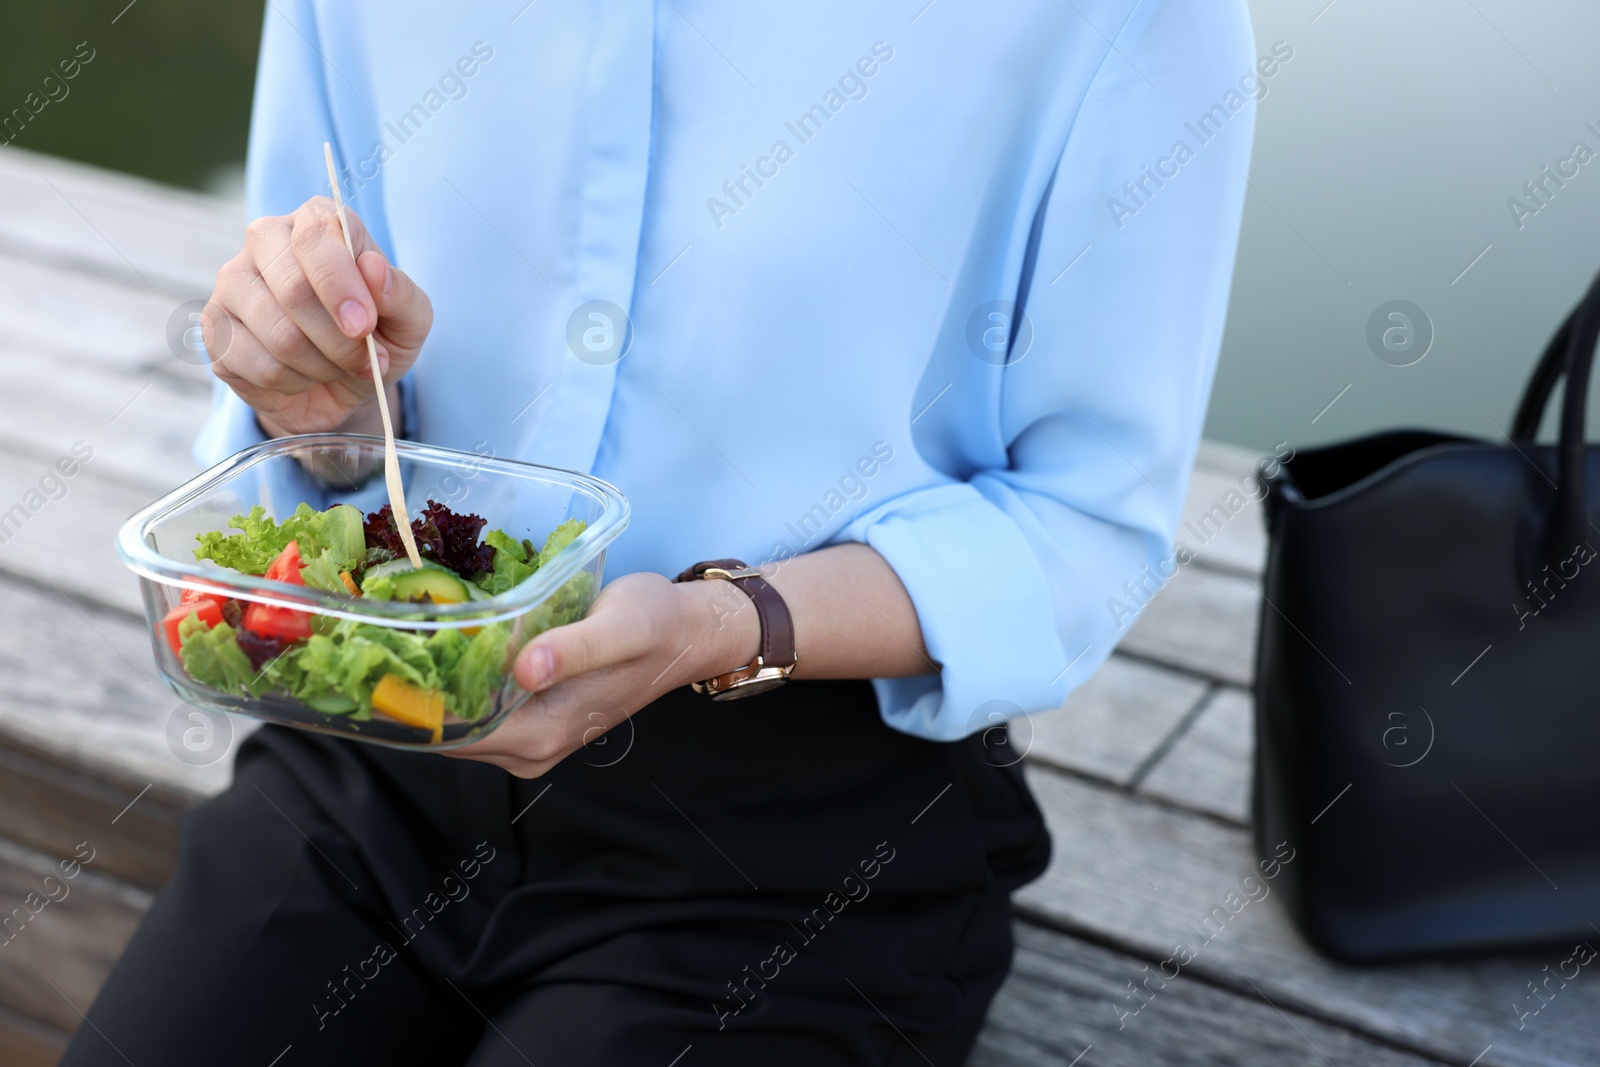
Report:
535,518,586,569
355,623,439,685
472,520,587,596
520,571,596,639
194,502,365,576
447,622,512,721
245,639,314,701
485,529,527,561
309,504,365,570
299,549,348,595
192,505,295,574
279,622,438,719
178,617,256,692
479,529,537,595
426,628,469,681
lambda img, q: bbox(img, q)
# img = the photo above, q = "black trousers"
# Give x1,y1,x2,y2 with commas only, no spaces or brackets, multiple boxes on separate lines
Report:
62,680,1048,1066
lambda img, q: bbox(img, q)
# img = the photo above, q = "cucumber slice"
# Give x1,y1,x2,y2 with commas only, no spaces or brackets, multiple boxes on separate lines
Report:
361,559,474,604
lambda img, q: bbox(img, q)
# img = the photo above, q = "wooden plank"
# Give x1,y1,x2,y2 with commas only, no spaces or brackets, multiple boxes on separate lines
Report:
0,836,149,1036
1177,463,1268,577
1024,656,1208,786
0,574,235,804
0,146,240,297
0,251,180,370
0,448,154,617
1195,438,1268,478
0,347,209,495
0,741,186,891
1118,564,1258,687
0,1002,67,1067
1015,765,1600,1067
1138,686,1254,824
972,922,1445,1067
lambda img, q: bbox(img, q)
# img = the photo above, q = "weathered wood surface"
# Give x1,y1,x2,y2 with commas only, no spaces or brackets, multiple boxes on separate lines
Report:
1026,656,1209,787
0,251,187,374
1181,445,1271,578
1018,765,1600,1067
0,1003,66,1067
972,923,1445,1067
0,741,185,892
0,347,209,492
0,145,1590,1067
0,451,153,617
0,574,233,803
1138,687,1254,825
0,145,240,296
0,837,149,1037
1120,563,1259,687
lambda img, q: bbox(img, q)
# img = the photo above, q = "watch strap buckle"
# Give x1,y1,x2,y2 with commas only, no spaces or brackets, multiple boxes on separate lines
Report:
674,558,797,698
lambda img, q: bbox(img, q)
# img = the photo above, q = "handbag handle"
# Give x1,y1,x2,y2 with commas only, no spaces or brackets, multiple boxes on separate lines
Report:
1511,268,1600,559
1509,305,1574,442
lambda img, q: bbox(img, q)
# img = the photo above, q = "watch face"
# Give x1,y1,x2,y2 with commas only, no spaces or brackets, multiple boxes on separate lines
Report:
711,676,789,700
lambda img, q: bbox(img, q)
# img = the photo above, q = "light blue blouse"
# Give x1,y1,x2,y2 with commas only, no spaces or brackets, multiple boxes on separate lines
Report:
198,0,1257,740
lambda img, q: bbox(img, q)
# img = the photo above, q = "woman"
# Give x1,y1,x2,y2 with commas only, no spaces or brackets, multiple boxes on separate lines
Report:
66,1,1254,1062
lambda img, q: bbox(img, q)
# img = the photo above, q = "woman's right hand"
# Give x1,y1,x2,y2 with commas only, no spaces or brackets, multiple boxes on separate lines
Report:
203,196,433,437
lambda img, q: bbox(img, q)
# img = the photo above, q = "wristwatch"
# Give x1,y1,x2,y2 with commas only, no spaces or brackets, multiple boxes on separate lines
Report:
672,559,796,700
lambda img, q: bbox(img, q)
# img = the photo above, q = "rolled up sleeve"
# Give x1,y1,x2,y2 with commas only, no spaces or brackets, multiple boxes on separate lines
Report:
844,0,1257,740
842,482,1074,741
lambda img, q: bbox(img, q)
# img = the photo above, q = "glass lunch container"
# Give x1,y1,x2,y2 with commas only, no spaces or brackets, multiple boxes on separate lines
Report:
117,434,629,750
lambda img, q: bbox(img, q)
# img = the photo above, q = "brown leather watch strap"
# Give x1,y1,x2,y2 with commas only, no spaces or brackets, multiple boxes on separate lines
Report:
672,558,796,670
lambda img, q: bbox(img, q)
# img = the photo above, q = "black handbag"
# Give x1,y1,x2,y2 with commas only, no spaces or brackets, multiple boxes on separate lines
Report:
1253,268,1600,962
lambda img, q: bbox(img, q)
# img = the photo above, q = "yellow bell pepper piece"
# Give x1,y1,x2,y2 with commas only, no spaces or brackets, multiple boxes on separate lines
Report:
371,674,444,742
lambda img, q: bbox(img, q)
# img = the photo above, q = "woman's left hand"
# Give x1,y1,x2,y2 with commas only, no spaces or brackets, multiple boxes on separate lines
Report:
446,571,757,778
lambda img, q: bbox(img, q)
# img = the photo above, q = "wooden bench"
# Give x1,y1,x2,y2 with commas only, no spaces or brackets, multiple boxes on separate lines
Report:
0,146,1593,1067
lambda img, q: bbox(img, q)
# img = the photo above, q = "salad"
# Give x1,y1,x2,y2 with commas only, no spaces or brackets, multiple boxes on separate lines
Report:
165,499,590,742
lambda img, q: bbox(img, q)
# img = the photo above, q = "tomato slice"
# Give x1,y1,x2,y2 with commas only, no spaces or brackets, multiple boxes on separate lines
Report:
242,601,313,642
162,597,225,655
242,540,314,641
264,541,307,585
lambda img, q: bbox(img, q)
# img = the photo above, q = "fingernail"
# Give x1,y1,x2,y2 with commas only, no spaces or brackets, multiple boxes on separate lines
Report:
337,300,368,335
376,349,390,377
527,646,554,690
383,263,395,296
